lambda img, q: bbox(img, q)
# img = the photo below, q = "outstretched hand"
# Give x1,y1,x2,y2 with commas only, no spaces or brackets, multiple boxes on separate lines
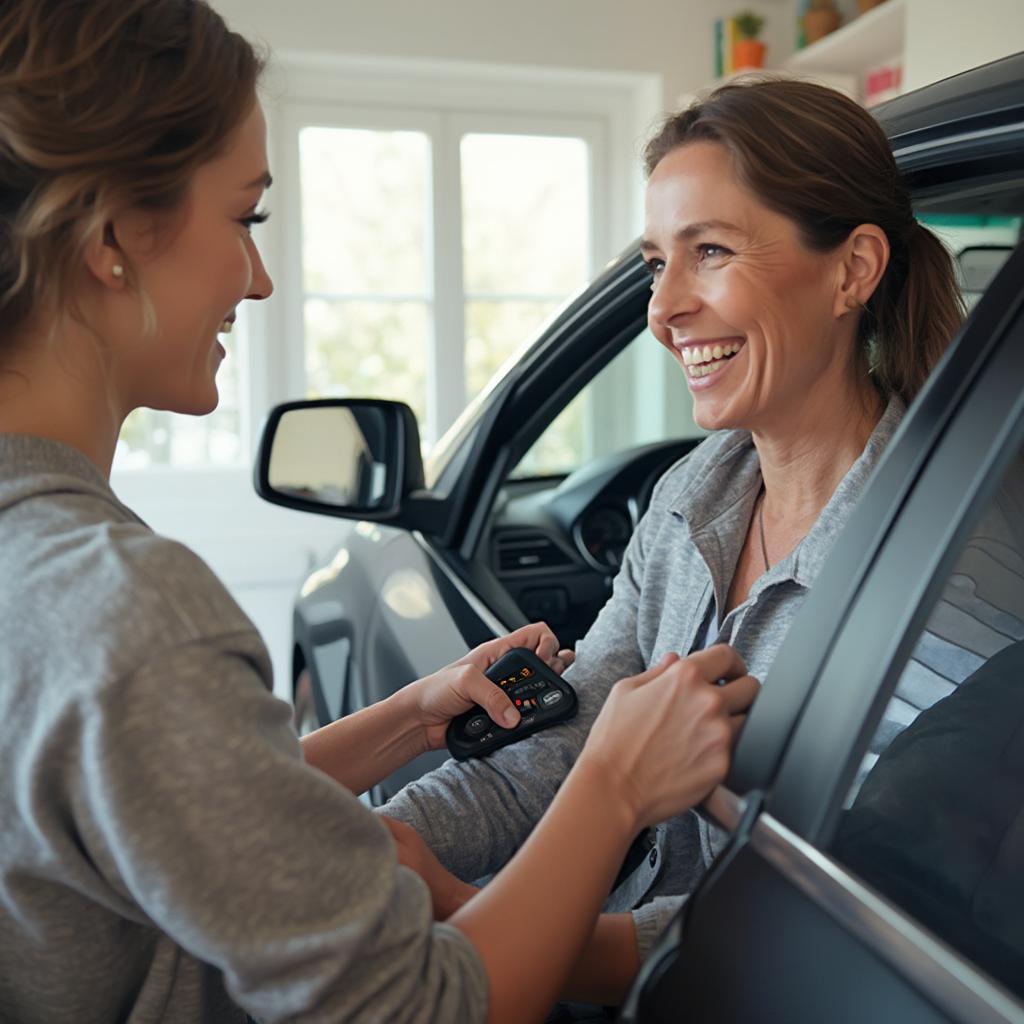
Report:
407,622,574,751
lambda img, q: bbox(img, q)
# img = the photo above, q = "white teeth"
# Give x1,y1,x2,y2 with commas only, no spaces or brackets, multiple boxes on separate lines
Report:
683,341,742,369
219,320,233,334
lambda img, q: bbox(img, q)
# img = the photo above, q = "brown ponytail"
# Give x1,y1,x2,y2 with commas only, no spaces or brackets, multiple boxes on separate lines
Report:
875,221,966,402
644,77,966,405
0,0,265,346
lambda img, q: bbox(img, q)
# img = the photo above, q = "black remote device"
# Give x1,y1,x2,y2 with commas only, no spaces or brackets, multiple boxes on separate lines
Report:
446,647,578,761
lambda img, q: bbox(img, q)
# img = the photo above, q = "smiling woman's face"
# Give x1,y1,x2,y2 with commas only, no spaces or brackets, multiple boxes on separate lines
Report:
643,140,854,435
111,101,274,418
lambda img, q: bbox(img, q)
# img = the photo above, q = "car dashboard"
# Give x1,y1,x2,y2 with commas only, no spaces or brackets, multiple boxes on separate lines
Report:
486,439,701,646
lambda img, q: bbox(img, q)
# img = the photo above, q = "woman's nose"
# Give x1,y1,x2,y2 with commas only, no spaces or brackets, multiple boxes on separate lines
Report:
246,239,274,301
648,265,701,329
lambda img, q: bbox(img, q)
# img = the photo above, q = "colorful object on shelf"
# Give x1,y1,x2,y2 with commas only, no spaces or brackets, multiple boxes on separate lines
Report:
864,61,903,106
714,13,768,77
803,0,841,45
713,17,736,77
733,10,766,70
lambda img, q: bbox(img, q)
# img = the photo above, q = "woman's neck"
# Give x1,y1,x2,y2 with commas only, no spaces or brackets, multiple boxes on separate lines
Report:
0,325,122,478
753,374,885,527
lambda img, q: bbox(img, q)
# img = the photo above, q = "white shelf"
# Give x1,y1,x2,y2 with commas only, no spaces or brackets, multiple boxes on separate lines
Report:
784,0,905,74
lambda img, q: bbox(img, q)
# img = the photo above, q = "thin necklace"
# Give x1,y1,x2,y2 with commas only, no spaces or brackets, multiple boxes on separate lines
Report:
757,485,770,572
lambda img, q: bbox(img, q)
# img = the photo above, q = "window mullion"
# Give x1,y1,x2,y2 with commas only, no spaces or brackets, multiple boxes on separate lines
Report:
429,115,466,444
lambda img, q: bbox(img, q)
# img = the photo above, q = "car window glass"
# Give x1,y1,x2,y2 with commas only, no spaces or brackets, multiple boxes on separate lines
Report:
830,445,1024,1000
511,327,706,479
920,213,1021,312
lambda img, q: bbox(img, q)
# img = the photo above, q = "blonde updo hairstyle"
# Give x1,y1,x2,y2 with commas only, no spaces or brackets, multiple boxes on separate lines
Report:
644,78,965,405
0,0,264,346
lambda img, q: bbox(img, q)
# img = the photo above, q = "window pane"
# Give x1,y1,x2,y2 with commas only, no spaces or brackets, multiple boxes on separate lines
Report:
465,299,560,399
461,133,589,295
304,298,429,426
300,127,430,296
113,310,248,469
513,330,705,479
830,447,1024,998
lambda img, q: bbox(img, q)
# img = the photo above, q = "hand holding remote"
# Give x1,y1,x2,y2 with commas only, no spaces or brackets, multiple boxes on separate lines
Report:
406,622,574,754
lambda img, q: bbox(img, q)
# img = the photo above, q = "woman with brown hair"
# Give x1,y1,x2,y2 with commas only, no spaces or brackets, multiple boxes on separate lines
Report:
381,77,967,1009
0,2,758,1021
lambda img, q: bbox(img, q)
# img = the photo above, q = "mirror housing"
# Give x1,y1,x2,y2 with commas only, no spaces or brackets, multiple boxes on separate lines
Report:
254,398,447,533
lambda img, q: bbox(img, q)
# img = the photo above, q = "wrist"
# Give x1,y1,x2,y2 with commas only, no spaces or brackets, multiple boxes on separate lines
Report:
569,753,643,840
381,686,432,760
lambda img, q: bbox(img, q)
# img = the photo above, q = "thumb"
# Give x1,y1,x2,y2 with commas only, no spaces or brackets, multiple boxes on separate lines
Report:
482,684,521,729
460,669,521,729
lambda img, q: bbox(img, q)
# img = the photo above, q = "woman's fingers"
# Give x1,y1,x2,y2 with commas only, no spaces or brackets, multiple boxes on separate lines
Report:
474,674,522,729
448,665,520,729
718,674,760,716
463,622,573,675
675,643,749,686
580,645,760,829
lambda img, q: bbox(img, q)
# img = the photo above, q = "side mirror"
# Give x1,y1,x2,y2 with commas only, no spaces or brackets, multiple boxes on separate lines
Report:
254,399,443,529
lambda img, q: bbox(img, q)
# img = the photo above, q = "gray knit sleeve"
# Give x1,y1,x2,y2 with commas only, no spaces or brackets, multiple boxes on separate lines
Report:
78,638,489,1023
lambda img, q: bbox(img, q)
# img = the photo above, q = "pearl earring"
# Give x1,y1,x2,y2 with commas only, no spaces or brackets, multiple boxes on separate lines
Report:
844,295,860,310
111,264,124,278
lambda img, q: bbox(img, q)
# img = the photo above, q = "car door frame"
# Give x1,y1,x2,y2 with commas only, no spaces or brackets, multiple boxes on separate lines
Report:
623,239,1024,1024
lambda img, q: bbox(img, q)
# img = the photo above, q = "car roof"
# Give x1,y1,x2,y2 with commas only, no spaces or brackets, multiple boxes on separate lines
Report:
877,51,1024,159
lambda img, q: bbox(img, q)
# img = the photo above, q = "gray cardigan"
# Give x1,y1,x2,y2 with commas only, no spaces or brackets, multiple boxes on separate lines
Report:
384,399,907,961
0,435,487,1024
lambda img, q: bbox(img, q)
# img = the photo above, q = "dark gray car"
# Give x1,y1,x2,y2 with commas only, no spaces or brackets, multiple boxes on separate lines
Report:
257,53,1024,1022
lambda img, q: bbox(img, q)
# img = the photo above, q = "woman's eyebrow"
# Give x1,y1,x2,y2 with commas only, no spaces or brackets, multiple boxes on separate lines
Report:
641,220,741,255
241,171,273,190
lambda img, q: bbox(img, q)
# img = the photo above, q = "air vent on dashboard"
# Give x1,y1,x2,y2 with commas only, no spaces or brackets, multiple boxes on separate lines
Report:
494,532,572,573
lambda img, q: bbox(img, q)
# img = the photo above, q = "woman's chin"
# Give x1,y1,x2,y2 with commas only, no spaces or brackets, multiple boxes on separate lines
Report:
691,399,734,433
168,388,220,417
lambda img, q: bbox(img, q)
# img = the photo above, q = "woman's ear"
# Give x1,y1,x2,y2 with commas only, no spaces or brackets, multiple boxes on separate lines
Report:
835,223,889,318
83,222,128,288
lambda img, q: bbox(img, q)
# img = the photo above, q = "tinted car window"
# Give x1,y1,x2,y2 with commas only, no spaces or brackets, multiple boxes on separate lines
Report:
830,445,1024,999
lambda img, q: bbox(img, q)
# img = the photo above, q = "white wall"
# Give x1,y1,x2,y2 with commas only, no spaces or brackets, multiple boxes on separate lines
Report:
212,0,787,114
904,0,1024,91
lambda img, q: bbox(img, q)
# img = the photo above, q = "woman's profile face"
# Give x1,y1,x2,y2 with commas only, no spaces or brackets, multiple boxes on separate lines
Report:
642,141,851,434
111,100,274,417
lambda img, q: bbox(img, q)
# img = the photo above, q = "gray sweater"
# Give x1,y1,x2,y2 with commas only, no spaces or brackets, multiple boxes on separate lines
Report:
384,400,907,960
0,434,487,1023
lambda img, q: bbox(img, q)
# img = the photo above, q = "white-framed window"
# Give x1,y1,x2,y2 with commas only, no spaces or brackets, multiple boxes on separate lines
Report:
114,57,653,467
282,102,605,447
262,55,652,450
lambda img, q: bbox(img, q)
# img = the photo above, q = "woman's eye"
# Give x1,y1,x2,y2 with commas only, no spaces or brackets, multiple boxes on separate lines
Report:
696,243,729,262
642,258,664,278
240,209,270,233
